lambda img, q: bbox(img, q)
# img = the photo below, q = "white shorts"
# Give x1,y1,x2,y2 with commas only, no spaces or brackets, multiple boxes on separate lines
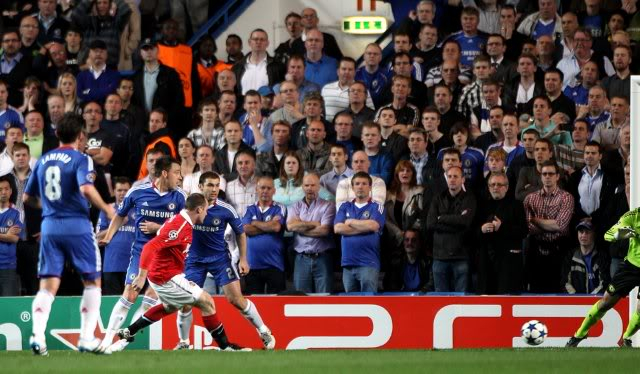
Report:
149,273,204,309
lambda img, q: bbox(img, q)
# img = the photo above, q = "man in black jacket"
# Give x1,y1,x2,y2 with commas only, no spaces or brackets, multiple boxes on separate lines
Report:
427,166,476,292
232,29,285,95
290,7,343,60
476,172,527,294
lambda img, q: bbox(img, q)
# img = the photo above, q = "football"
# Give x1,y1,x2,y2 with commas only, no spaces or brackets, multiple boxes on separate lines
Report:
521,320,548,346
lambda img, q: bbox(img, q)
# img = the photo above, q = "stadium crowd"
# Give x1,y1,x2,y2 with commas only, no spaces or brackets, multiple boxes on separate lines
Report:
0,0,637,296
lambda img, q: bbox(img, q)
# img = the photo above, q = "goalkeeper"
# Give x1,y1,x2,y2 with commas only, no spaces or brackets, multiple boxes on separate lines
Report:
567,208,640,347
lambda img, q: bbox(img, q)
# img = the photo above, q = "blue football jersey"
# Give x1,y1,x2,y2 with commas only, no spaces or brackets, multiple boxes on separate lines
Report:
97,203,136,272
25,146,95,220
0,207,23,270
448,31,488,68
242,203,286,271
334,200,385,269
191,199,244,262
117,182,186,253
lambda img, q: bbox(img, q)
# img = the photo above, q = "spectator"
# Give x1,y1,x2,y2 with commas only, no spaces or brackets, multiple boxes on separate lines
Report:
19,15,41,58
187,97,225,150
601,163,630,278
225,34,244,64
196,35,231,99
157,19,201,121
22,110,57,160
95,177,135,295
177,137,196,178
591,96,628,151
322,65,375,124
34,41,76,95
524,160,574,293
386,229,431,292
499,5,527,62
444,7,489,68
0,124,28,176
76,39,120,104
71,0,131,67
556,27,614,89
377,106,409,163
516,0,562,40
213,120,253,182
384,31,424,81
335,150,387,207
380,52,428,109
335,172,385,293
232,28,284,95
57,72,81,114
64,26,86,71
476,172,527,294
101,93,132,178
290,91,331,150
563,60,599,107
397,0,436,43
502,53,545,114
291,7,343,60
439,124,485,190
274,12,303,65
457,54,492,121
137,108,177,180
331,112,363,161
562,220,609,294
269,80,305,125
272,55,320,105
413,23,441,74
114,79,144,139
303,29,338,88
132,147,163,187
296,120,332,175
242,176,287,294
320,144,353,198
355,43,388,108
486,33,517,83
406,127,438,186
217,89,238,126
0,175,23,296
239,90,273,153
485,113,526,169
469,79,504,139
601,123,629,185
427,166,476,292
32,0,69,45
508,128,539,189
131,37,184,136
556,11,579,60
425,40,473,88
521,95,572,145
535,34,557,71
183,145,225,195
225,149,258,217
0,80,25,143
117,0,140,71
168,0,208,41
287,173,336,294
1,29,33,108
256,120,291,180
82,101,115,174
474,105,504,153
362,122,393,186
45,94,64,134
529,68,577,125
273,150,305,207
601,43,632,100
375,75,420,128
556,118,589,176
432,84,465,136
516,138,555,201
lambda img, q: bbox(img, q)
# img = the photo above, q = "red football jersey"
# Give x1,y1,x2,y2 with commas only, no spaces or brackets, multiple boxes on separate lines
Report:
140,210,193,284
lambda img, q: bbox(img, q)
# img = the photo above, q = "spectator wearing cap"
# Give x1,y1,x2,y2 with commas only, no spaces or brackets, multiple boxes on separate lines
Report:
131,37,184,136
71,0,132,67
257,85,275,114
32,0,69,45
1,29,34,108
76,39,120,104
232,28,285,95
562,221,609,294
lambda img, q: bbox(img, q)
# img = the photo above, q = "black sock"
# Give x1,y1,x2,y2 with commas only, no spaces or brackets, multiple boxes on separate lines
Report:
128,316,153,336
209,324,229,349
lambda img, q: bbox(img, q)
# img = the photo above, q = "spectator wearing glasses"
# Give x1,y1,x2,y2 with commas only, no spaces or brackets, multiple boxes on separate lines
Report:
556,27,614,89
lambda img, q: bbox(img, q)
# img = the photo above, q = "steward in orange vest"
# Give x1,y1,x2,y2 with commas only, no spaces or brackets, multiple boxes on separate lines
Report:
196,35,232,98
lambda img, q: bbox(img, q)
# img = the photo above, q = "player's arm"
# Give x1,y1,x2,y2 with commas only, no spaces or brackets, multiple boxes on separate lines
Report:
80,184,115,220
133,239,158,292
101,214,126,245
235,232,250,276
605,210,639,242
0,226,21,243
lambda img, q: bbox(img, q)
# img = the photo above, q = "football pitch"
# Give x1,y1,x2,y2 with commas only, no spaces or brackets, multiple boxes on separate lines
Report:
0,349,635,373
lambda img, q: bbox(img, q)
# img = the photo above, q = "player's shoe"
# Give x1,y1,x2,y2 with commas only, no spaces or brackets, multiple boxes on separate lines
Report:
259,329,276,350
78,338,105,354
29,335,49,356
565,335,587,347
106,339,130,353
620,338,633,348
116,328,136,343
222,343,252,352
173,341,191,350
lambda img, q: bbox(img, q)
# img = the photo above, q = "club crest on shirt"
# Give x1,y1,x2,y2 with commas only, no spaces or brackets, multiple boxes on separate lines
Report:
168,230,179,240
129,273,136,280
265,215,272,221
6,219,13,226
363,211,370,219
168,203,176,211
4,122,10,129
86,172,96,183
213,218,221,226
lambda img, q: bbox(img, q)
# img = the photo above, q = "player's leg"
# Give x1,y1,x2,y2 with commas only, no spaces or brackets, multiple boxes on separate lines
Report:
130,287,159,324
194,290,250,351
622,299,640,346
30,234,65,356
222,280,275,349
174,262,207,348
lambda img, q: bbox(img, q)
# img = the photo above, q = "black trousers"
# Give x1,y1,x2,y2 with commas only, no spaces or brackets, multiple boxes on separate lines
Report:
16,240,39,296
103,272,126,295
525,237,566,293
245,268,286,295
478,248,524,295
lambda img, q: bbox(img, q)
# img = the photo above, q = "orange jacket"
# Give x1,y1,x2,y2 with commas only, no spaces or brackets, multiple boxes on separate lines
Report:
158,44,194,107
197,60,231,98
138,135,177,180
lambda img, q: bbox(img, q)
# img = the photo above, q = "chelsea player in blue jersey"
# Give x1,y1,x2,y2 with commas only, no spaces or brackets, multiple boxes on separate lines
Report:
173,171,275,350
98,156,187,353
24,113,115,356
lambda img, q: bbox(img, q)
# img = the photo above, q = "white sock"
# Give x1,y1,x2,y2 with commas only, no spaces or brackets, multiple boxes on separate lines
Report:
80,286,102,342
131,296,158,323
241,299,268,333
32,290,55,342
177,310,193,342
103,297,132,344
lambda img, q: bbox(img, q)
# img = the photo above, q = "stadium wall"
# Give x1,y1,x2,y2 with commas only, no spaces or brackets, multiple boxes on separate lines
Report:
0,296,629,351
213,0,395,60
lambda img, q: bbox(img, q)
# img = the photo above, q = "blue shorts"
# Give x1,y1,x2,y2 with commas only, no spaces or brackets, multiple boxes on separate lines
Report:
39,232,101,281
185,253,239,288
125,250,142,285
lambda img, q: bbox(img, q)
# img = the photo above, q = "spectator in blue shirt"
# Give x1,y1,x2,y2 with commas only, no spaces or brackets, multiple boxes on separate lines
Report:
355,43,388,108
76,40,120,104
0,175,23,296
303,29,338,88
335,172,385,293
361,122,393,186
444,7,489,68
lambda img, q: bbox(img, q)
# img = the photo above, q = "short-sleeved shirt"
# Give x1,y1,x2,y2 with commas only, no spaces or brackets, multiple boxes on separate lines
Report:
334,200,385,269
117,182,187,254
0,206,23,269
242,202,287,271
287,198,336,254
97,202,135,273
191,199,244,262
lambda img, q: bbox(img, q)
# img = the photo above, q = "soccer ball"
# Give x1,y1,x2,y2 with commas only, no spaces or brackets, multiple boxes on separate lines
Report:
521,320,548,346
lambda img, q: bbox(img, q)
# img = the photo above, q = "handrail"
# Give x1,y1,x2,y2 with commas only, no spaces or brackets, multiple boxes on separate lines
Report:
188,0,255,47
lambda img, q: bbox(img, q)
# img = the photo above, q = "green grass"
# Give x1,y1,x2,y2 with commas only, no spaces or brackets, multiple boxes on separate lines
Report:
0,349,635,373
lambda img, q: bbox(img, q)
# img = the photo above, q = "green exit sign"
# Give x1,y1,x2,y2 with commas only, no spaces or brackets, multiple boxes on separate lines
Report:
342,16,387,34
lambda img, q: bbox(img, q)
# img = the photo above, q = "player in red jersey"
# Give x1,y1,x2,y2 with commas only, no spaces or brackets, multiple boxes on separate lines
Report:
111,193,250,352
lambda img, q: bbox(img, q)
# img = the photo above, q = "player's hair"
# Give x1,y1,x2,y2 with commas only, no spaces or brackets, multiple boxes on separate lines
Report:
199,171,220,185
56,113,85,144
153,156,178,178
186,193,207,210
351,171,372,187
113,176,131,188
11,142,30,155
